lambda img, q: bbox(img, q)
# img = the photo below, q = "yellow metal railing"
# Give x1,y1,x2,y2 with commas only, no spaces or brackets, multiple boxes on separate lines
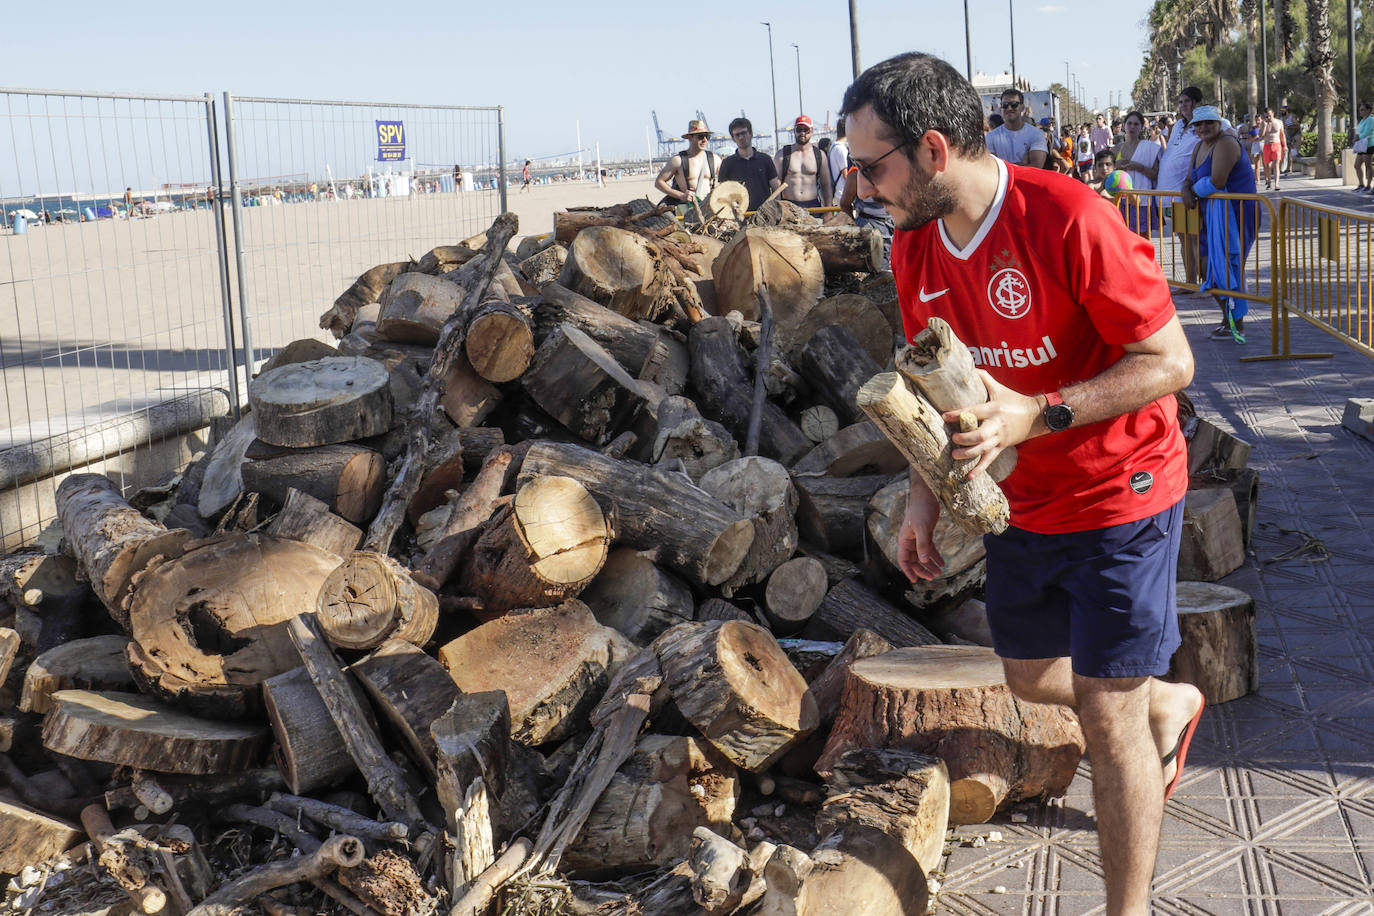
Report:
1278,198,1374,360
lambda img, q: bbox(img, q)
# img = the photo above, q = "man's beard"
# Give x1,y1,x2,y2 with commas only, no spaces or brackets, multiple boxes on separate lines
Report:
878,169,957,232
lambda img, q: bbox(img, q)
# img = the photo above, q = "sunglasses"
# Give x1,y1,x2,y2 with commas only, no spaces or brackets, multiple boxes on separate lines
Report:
1000,102,1022,109
851,138,914,183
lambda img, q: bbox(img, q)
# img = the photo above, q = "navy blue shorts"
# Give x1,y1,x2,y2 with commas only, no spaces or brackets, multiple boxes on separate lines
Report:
982,499,1184,679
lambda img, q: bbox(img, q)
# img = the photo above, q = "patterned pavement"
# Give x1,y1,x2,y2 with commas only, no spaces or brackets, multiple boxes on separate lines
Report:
934,279,1374,913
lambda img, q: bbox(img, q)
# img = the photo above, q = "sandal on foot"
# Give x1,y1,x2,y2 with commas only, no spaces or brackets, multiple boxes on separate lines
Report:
1163,696,1206,802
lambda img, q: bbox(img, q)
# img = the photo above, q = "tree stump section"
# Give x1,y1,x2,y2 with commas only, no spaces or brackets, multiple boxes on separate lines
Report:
764,558,828,635
579,549,695,645
565,734,739,873
250,357,393,449
1178,487,1245,581
864,477,987,608
711,228,824,332
240,443,385,524
1166,581,1257,704
438,601,620,746
856,372,1010,535
817,645,1085,824
803,578,939,649
458,475,609,616
793,473,891,560
791,421,906,478
375,273,463,344
519,441,754,588
559,226,664,321
800,326,885,427
656,620,818,772
42,690,267,775
0,800,83,874
522,323,655,446
465,299,534,382
518,244,567,288
124,534,342,719
1190,467,1259,549
20,634,135,715
440,354,503,428
265,488,363,559
799,405,840,443
55,473,191,629
262,666,373,794
534,282,670,381
707,181,749,221
350,640,462,780
316,551,439,651
792,225,885,274
787,294,893,368
699,457,799,591
321,262,409,339
651,395,740,481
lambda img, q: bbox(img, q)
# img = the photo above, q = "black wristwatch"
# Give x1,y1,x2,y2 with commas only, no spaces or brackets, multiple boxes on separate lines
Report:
1043,391,1074,433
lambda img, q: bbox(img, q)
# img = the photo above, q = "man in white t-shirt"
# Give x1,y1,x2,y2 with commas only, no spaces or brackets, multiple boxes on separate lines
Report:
984,89,1047,168
830,116,852,201
1156,87,1231,285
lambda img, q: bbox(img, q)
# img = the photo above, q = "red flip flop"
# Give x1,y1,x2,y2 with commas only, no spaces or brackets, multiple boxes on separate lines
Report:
1162,695,1206,802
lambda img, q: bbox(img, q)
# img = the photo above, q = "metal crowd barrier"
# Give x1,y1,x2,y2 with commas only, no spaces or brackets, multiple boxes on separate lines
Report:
1279,198,1374,359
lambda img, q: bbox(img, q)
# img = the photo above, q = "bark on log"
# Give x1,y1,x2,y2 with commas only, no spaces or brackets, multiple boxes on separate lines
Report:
1186,417,1252,476
419,243,480,275
1190,467,1258,549
699,457,799,591
438,601,620,746
764,558,828,635
656,620,818,772
802,578,939,649
789,294,894,369
687,827,752,915
186,835,365,916
267,794,407,844
349,639,462,780
465,299,534,382
412,445,517,592
534,282,671,381
448,837,532,916
818,747,949,879
559,226,665,321
55,473,189,630
711,229,824,331
565,733,739,873
321,262,409,339
1167,581,1258,704
458,475,609,615
1178,488,1245,581
790,421,905,477
651,395,740,481
688,317,811,465
800,326,884,427
124,533,342,719
865,477,987,609
856,372,1010,535
817,645,1085,824
440,354,503,428
198,412,259,518
518,244,567,288
250,357,393,449
522,323,656,446
80,803,168,914
696,598,753,623
376,272,463,344
335,848,436,916
262,665,373,795
42,689,267,774
793,473,892,560
757,834,927,916
20,634,135,715
0,799,83,874
580,548,695,645
805,629,895,731
316,551,438,651
519,440,755,588
922,597,994,647
432,690,513,843
104,769,285,812
791,225,885,274
240,443,385,524
266,488,363,559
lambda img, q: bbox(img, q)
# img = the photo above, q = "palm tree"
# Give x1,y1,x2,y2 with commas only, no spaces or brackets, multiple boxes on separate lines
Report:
1305,0,1337,175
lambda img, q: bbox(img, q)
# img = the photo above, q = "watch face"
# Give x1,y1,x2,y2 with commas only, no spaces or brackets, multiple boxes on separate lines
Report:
1046,403,1074,432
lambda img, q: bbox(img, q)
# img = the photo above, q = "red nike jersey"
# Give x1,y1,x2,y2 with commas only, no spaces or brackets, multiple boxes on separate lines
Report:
891,159,1187,534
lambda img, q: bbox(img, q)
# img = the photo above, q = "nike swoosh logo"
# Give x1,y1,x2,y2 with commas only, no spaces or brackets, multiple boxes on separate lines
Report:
918,287,949,302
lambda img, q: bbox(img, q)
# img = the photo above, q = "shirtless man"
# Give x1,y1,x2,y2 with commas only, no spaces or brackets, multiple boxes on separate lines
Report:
654,119,722,206
774,115,834,208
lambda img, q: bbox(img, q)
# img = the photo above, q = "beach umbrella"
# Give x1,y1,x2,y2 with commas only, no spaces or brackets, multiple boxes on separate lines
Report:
15,209,39,220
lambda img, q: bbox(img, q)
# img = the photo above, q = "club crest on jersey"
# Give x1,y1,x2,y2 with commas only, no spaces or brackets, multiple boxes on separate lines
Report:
987,267,1032,319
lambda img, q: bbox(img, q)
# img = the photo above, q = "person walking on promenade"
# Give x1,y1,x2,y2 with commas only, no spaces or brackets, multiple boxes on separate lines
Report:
1351,102,1374,193
1182,105,1258,343
1157,87,1214,284
1115,110,1163,237
841,51,1204,916
1074,124,1094,180
1258,108,1287,190
1280,105,1300,175
985,89,1048,169
654,119,722,209
775,115,833,208
719,117,780,211
1091,113,1113,154
520,160,532,191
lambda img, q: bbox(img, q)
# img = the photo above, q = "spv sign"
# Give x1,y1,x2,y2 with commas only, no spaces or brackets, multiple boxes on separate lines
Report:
376,121,406,162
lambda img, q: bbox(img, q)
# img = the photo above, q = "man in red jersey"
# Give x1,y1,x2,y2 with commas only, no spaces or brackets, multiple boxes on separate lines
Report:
841,53,1203,916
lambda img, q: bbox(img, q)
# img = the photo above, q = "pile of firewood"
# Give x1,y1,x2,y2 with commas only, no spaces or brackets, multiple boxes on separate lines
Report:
0,190,1255,915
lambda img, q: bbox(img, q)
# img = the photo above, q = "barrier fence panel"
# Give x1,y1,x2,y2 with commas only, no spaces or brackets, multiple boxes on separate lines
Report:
0,88,235,548
221,95,505,378
1280,198,1374,359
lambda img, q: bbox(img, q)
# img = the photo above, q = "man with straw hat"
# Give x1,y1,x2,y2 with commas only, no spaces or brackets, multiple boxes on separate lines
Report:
653,119,722,209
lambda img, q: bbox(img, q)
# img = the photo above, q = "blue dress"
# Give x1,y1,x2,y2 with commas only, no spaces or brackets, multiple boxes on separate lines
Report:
1191,139,1258,325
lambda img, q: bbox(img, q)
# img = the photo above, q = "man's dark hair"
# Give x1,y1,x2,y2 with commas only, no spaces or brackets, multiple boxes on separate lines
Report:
1094,149,1115,165
988,113,1004,129
836,116,846,139
1001,88,1025,105
1181,86,1203,103
839,52,986,158
1125,109,1147,126
728,117,753,135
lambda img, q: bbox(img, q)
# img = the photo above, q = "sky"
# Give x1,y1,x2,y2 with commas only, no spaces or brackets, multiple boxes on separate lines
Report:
2,0,1155,165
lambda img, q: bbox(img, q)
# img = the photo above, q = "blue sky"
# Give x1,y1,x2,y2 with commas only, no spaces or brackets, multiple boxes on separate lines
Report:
3,0,1154,162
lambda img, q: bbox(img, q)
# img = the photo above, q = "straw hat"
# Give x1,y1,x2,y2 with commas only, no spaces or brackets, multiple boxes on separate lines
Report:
684,119,712,137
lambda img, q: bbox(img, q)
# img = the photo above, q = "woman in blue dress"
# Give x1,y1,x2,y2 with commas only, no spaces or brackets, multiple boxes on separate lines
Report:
1182,106,1258,343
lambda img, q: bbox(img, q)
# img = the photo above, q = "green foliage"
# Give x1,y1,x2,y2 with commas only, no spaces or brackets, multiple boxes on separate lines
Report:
1299,130,1354,156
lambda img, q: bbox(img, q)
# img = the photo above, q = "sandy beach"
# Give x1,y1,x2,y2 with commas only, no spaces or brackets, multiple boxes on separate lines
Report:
0,175,660,445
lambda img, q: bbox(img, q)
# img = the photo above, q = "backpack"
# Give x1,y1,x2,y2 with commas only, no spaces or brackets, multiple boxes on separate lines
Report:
780,144,827,188
676,149,716,195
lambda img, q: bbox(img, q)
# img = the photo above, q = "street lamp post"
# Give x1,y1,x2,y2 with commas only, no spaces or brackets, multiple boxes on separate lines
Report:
793,43,803,114
964,1,973,81
1009,0,1017,87
762,22,780,154
848,0,861,78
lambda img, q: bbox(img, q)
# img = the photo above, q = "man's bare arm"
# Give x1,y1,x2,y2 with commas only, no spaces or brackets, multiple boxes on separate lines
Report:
947,314,1195,478
1025,149,1048,168
653,160,687,201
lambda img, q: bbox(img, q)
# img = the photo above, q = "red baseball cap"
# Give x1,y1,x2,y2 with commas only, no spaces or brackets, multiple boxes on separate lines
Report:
794,115,813,129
